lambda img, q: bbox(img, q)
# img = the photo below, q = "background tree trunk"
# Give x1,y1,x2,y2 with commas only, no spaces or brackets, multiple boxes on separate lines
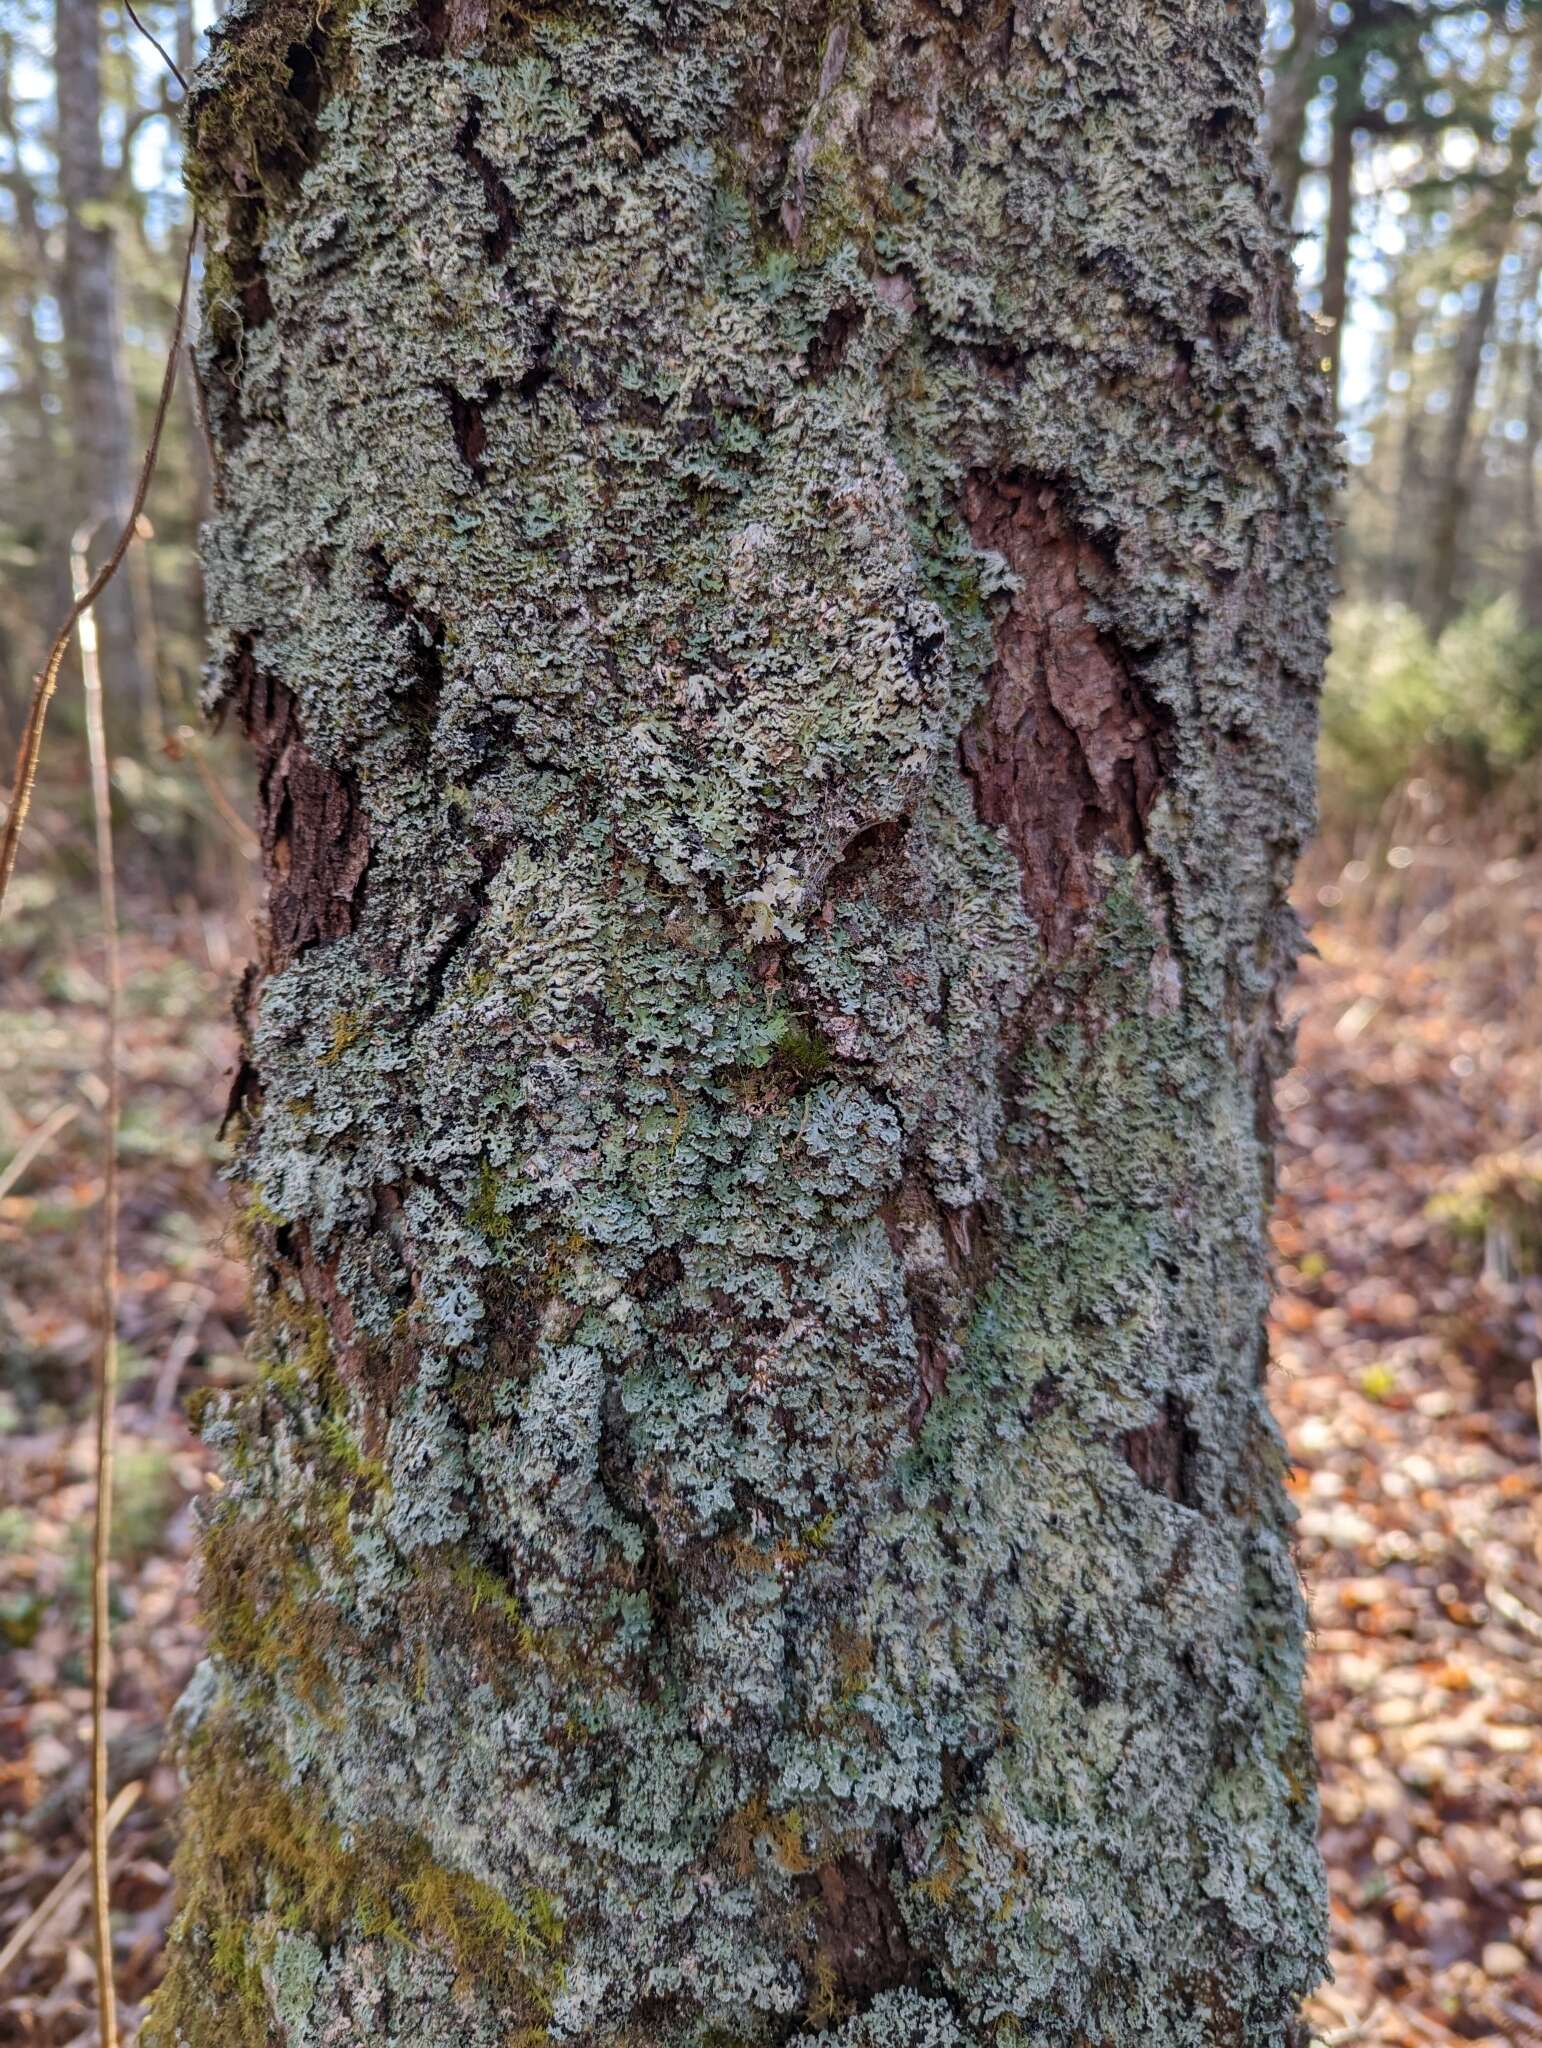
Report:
1266,0,1322,228
1423,265,1502,635
152,3,1335,2044
1524,360,1542,630
55,0,152,739
0,32,69,730
1320,89,1357,418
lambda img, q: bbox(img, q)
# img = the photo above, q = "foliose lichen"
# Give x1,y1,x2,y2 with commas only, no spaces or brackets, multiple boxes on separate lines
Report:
149,1,1335,2042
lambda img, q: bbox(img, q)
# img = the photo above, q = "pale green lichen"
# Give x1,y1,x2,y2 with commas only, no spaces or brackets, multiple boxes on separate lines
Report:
150,0,1334,2043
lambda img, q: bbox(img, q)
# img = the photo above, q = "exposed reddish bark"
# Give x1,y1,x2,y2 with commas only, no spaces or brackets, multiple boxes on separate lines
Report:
803,1852,923,2007
232,640,370,972
960,474,1164,955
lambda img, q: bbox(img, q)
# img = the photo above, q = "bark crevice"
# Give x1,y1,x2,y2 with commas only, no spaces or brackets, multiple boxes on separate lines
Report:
799,1847,927,2012
367,546,449,733
454,100,518,262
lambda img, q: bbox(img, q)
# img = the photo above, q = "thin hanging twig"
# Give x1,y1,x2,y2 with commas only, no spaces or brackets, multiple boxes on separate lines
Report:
0,225,197,919
123,0,188,94
72,520,123,2048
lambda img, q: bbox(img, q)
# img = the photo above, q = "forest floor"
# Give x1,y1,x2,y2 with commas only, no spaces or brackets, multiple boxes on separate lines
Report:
0,820,1538,2046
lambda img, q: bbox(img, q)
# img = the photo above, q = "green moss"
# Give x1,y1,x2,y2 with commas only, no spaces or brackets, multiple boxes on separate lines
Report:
244,1300,340,1413
466,1158,512,1245
185,0,357,211
145,1713,564,2048
237,1192,287,1232
451,1556,527,1631
770,1011,832,1083
199,1502,342,1706
316,1413,388,1492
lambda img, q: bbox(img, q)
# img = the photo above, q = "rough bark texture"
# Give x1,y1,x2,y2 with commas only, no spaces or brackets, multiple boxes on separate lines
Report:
958,473,1163,957
153,4,1335,2045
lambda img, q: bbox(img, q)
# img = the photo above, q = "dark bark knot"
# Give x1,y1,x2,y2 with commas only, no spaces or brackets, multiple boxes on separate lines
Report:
435,380,500,482
233,638,370,973
1121,1392,1200,1507
799,1852,925,2009
959,473,1166,957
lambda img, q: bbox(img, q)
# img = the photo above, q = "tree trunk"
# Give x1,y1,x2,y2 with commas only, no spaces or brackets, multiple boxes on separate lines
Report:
1319,89,1356,419
1423,265,1501,636
1521,290,1542,630
1266,0,1321,228
55,0,152,738
0,35,71,723
151,3,1334,2044
1374,297,1423,607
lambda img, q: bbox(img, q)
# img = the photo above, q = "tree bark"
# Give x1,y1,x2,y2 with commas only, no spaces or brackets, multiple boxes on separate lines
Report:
1372,296,1423,607
55,0,153,737
152,3,1335,2045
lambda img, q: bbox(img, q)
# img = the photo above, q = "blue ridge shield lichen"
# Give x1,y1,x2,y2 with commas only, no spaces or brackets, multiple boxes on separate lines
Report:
149,2,1337,2043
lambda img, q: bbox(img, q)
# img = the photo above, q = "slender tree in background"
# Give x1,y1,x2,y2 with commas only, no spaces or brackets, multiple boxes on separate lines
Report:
1424,257,1505,634
1262,0,1542,614
1265,0,1324,227
1523,278,1542,626
55,0,152,738
148,1,1341,2043
1319,83,1358,413
0,25,70,736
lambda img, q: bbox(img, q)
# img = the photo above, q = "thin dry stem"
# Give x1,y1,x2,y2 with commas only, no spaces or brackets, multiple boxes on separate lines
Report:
73,527,122,2048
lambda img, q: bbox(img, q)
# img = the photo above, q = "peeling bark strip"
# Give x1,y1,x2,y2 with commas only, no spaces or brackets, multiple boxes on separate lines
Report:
231,641,369,970
960,474,1165,954
159,3,1335,2046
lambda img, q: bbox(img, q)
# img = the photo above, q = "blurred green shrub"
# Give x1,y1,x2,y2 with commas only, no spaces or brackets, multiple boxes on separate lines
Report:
1320,599,1542,822
1428,1150,1542,1283
110,1443,183,1566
